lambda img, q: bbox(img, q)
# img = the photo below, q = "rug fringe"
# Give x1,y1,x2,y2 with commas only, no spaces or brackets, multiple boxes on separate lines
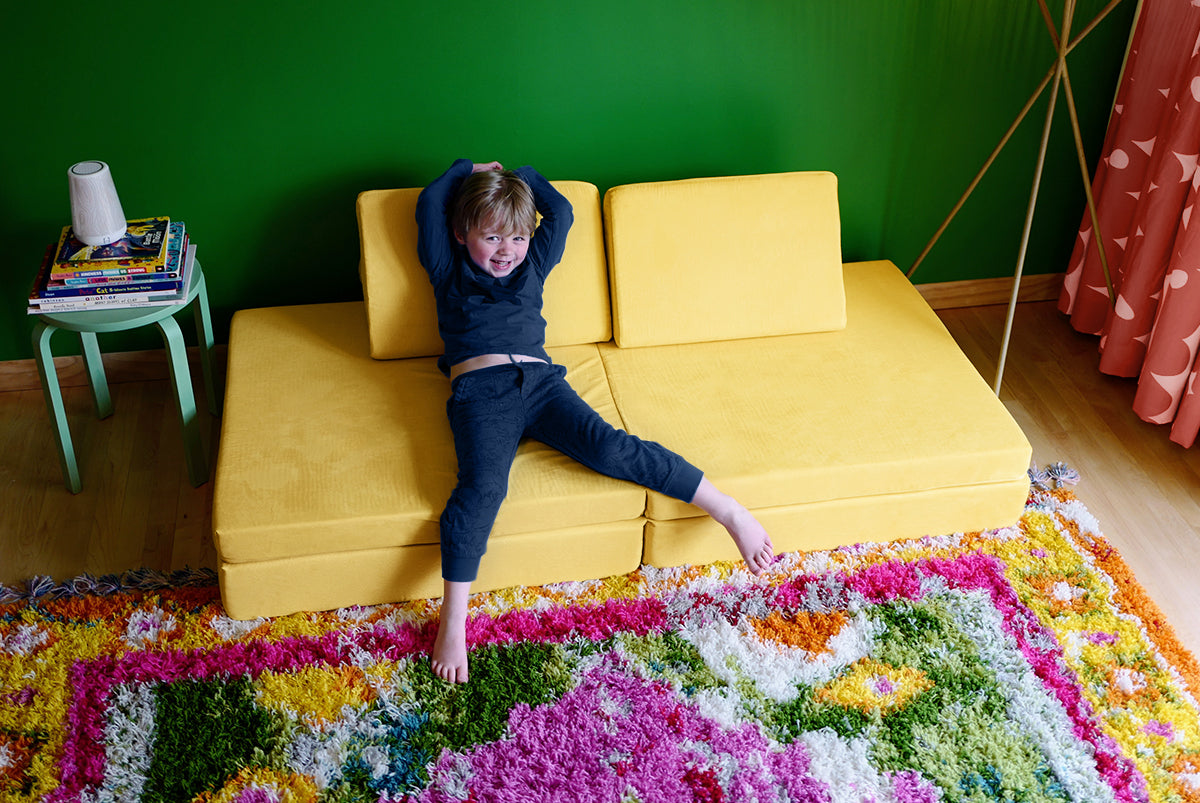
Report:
0,566,217,605
1029,461,1080,491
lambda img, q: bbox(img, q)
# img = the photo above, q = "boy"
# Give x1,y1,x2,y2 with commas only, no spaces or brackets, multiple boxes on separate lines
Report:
416,158,773,684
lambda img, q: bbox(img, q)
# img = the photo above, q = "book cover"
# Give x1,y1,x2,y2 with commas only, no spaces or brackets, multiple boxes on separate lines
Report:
88,226,185,284
50,220,184,280
53,216,170,264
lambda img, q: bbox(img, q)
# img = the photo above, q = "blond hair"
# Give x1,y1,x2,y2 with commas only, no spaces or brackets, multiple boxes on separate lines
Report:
452,170,537,239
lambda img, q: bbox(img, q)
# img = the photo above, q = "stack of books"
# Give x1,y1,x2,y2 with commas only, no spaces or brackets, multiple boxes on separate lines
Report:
28,217,196,314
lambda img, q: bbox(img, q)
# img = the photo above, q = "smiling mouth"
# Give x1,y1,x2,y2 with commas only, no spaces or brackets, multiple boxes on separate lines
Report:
491,259,513,272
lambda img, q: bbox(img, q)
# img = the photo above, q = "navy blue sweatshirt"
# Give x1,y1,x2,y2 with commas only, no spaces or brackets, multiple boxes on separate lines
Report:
415,159,574,376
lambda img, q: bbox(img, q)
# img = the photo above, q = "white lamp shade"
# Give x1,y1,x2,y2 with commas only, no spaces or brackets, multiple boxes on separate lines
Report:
68,161,126,246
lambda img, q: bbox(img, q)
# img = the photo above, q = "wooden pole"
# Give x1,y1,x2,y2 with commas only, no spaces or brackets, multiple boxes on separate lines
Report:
906,69,1054,280
1060,59,1116,304
995,0,1075,395
907,0,1130,282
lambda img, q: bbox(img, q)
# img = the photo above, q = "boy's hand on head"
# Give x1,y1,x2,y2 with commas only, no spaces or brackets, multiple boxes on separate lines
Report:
472,161,503,173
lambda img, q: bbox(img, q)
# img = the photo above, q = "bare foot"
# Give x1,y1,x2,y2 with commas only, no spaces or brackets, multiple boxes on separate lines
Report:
691,477,775,574
431,580,471,684
432,618,468,683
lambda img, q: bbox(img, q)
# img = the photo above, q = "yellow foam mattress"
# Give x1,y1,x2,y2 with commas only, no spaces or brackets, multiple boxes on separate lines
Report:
598,260,1032,565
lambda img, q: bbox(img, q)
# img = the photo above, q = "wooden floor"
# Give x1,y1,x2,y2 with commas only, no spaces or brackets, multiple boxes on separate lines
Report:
0,356,220,588
941,301,1200,660
1,301,1198,659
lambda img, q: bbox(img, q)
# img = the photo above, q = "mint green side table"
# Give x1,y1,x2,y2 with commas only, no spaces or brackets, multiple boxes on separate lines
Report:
31,260,220,493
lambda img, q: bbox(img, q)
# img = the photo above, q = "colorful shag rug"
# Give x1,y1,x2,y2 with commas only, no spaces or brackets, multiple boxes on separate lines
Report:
3,477,1200,802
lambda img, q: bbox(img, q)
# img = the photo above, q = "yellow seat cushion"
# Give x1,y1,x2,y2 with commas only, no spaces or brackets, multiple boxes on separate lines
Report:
357,180,611,360
213,301,645,568
598,260,1031,562
603,171,846,348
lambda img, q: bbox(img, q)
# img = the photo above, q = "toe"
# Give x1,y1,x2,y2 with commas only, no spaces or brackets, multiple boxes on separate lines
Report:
754,547,774,573
432,658,469,685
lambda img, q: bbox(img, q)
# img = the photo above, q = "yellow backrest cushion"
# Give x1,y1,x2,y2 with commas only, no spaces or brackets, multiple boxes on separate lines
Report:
603,172,846,347
357,180,611,360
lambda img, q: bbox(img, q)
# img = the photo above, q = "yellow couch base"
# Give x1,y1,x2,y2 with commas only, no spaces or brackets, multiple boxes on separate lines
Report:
219,519,645,620
214,263,1032,619
217,172,1032,620
641,477,1032,569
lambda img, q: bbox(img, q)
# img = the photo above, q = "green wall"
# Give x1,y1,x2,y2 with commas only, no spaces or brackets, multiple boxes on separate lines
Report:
1,0,1134,362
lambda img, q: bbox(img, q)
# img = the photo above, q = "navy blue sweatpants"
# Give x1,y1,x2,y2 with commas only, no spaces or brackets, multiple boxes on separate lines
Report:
439,362,703,582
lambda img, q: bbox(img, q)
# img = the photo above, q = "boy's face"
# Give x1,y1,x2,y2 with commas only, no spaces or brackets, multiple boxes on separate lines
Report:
456,225,531,278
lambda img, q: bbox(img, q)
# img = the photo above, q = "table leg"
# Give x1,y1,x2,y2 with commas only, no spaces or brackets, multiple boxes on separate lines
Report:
157,315,209,486
191,272,221,415
79,331,113,419
31,321,82,493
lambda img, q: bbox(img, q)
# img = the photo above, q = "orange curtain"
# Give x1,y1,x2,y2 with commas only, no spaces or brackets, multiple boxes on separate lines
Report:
1059,0,1200,447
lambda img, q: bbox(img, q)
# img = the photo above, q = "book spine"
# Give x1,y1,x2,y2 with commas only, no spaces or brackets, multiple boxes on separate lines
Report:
58,271,181,287
36,279,183,298
28,295,186,313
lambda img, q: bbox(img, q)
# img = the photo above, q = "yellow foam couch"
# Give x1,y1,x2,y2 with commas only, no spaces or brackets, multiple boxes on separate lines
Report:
213,171,1031,620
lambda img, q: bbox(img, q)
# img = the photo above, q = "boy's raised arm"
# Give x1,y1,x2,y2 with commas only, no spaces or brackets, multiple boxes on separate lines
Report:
416,158,474,279
514,165,574,280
